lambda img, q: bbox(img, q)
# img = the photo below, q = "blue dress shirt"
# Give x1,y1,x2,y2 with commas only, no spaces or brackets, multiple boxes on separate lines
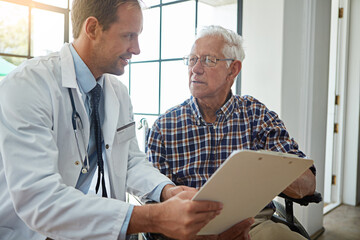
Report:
69,44,170,239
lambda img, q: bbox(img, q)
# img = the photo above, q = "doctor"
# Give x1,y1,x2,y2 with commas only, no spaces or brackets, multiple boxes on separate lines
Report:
0,0,234,239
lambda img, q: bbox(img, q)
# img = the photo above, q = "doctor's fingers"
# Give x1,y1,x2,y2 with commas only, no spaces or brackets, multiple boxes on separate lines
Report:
173,191,223,213
171,205,220,237
190,199,224,214
188,208,222,226
171,200,222,224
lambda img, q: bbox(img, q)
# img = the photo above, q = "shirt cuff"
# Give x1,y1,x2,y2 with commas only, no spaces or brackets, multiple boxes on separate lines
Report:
119,205,134,240
147,181,175,202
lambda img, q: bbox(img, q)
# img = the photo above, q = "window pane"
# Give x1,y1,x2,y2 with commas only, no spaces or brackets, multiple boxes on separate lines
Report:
34,0,68,8
198,2,237,32
161,0,183,4
132,7,160,62
31,8,65,56
0,56,26,79
130,63,159,114
142,1,160,7
160,60,189,113
0,2,28,56
69,12,74,42
0,55,27,68
162,1,196,59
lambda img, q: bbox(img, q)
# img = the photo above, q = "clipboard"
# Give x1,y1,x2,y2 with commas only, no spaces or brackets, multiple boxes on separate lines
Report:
192,149,313,235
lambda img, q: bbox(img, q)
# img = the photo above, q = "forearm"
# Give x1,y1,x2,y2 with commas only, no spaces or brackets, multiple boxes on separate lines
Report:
127,204,157,234
161,184,177,202
283,169,316,199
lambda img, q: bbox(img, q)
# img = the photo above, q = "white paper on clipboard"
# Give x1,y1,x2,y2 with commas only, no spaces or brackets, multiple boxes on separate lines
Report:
192,149,313,235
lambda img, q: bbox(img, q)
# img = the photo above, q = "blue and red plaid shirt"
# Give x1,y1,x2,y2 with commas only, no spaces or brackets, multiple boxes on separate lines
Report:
147,94,314,189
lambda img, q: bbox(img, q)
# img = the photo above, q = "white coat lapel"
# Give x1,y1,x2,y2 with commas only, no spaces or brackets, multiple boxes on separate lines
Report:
102,76,120,153
60,44,90,147
58,44,90,186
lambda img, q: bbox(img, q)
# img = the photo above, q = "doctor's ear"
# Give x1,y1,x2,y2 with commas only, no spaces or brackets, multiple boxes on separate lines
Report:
84,17,101,40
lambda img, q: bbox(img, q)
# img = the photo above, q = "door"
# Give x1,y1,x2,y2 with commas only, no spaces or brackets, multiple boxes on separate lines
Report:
324,0,349,213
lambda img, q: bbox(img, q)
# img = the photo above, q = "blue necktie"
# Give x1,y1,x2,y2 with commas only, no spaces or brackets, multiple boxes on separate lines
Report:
89,84,107,197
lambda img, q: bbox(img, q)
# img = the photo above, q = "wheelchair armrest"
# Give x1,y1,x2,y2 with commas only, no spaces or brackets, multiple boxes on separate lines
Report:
278,191,322,206
272,191,322,240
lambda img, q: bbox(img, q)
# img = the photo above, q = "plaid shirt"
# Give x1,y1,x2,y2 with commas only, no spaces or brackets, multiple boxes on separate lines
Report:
147,94,311,189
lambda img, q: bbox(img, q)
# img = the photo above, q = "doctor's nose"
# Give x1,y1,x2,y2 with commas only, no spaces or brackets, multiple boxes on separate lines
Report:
129,39,140,55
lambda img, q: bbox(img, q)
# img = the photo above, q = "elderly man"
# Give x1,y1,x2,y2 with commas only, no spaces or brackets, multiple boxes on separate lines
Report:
147,25,316,240
0,2,239,240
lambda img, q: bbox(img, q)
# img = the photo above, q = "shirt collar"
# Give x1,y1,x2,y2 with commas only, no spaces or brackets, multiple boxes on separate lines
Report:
189,96,204,125
69,44,104,94
190,91,236,125
218,92,236,120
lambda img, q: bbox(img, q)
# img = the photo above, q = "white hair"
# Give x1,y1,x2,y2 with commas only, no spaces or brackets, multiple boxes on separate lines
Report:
196,25,245,65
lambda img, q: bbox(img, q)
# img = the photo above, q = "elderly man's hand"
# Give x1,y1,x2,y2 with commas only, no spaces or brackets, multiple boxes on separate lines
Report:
283,169,316,199
194,218,254,240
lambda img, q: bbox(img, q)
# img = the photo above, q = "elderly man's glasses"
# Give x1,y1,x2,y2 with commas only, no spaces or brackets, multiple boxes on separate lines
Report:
183,55,234,67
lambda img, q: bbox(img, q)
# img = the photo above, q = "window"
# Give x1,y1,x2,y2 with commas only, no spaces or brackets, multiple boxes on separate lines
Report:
0,0,239,127
119,0,238,130
0,0,70,80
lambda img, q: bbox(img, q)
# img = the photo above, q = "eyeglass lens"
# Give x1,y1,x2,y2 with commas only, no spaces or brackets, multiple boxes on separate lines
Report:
184,55,217,67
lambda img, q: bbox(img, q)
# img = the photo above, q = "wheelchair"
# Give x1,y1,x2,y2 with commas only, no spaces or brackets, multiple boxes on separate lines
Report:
136,191,322,240
271,192,322,240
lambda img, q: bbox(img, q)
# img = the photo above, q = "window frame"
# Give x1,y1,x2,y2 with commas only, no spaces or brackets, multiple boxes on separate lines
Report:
128,0,242,118
0,0,70,60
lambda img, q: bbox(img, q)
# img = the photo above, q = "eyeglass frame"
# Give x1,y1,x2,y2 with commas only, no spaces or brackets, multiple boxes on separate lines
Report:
183,55,235,67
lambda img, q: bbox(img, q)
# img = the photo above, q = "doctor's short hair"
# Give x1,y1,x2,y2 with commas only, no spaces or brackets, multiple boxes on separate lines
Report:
71,0,142,39
195,25,245,65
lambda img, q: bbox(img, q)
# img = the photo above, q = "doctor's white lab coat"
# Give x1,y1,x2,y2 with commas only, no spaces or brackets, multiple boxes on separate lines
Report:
0,44,170,240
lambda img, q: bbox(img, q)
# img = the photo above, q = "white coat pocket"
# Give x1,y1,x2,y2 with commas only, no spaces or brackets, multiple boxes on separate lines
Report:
116,122,135,144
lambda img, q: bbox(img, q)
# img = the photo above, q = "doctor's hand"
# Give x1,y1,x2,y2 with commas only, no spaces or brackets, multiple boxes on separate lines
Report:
194,217,254,240
160,184,197,202
151,190,223,240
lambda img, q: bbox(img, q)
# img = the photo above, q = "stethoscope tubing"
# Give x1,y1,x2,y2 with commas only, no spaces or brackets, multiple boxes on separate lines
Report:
68,88,90,173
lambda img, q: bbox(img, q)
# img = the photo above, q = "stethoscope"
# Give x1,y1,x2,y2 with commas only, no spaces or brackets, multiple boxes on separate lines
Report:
68,88,90,174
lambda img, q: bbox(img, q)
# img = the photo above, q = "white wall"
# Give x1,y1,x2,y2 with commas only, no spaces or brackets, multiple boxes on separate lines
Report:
241,0,284,115
242,0,331,235
198,3,238,33
283,0,330,235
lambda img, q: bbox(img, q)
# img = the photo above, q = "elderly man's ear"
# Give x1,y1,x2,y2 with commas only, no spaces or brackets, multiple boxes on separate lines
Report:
228,60,242,80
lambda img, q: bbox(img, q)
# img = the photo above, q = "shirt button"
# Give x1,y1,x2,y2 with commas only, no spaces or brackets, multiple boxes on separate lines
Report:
105,144,110,149
75,161,80,165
